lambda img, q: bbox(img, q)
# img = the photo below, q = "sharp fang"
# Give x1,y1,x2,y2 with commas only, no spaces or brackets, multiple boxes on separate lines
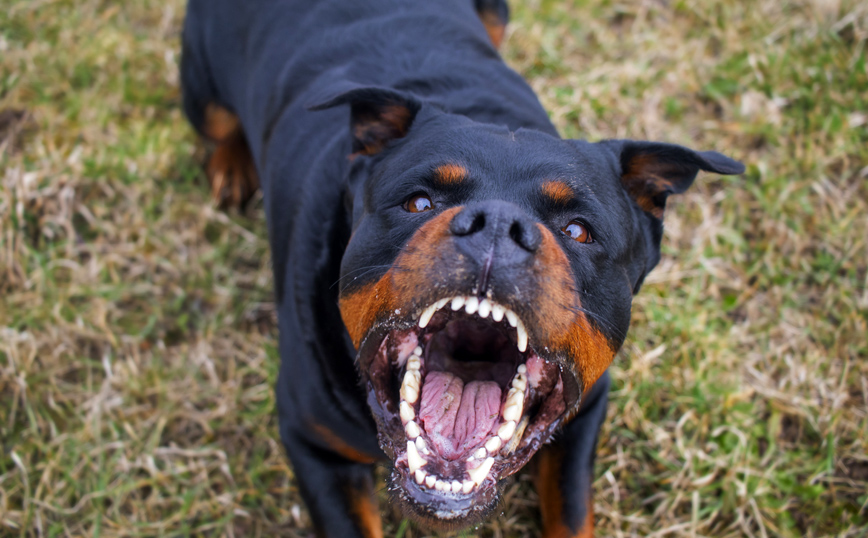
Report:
451,480,463,493
505,309,518,328
400,401,415,424
462,480,475,494
504,415,530,455
516,321,528,352
477,299,491,318
498,420,516,441
492,304,505,322
484,436,502,453
407,440,426,473
468,457,495,485
435,298,449,310
418,303,437,328
415,469,426,484
474,447,487,459
405,420,421,439
426,475,436,488
451,296,465,311
465,296,479,314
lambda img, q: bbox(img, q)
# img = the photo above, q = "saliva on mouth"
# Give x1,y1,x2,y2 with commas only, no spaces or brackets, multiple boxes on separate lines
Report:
361,295,575,523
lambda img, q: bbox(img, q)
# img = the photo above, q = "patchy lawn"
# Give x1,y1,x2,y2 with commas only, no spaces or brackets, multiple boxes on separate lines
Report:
1,0,866,536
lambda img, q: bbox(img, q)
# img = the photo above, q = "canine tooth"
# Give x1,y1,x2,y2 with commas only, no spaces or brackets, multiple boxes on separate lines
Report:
415,436,428,454
413,346,423,356
517,364,527,374
415,469,426,484
405,420,421,439
407,440,426,473
478,299,491,318
505,309,518,327
452,480,463,493
468,457,495,485
426,475,436,488
451,296,465,311
400,401,415,424
504,416,530,455
474,447,487,459
498,420,516,440
516,321,528,352
418,303,437,328
465,296,479,314
484,436,502,453
435,298,449,310
491,304,505,322
462,480,475,494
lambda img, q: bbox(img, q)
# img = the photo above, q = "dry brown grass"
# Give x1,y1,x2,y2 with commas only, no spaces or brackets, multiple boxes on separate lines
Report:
1,0,866,536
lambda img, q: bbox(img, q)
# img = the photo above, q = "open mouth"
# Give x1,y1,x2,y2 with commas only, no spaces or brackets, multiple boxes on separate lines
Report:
358,295,581,523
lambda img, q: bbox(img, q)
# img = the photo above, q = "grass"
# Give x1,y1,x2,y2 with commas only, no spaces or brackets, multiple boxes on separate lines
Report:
0,0,866,536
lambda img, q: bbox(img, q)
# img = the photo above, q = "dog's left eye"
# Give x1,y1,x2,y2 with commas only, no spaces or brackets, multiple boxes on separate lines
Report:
562,220,592,243
405,193,434,213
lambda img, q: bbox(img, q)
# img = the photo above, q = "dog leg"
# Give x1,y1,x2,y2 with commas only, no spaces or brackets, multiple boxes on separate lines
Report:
535,371,610,538
474,0,509,49
282,430,384,538
201,104,260,210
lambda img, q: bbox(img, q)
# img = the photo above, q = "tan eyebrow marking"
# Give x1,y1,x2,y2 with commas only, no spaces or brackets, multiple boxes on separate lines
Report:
541,180,575,205
433,164,468,186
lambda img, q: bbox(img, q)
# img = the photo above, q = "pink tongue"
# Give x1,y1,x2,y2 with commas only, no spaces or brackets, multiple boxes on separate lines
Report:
419,371,502,460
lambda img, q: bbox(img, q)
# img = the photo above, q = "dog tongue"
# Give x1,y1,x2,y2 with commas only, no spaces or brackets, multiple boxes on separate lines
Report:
419,371,501,459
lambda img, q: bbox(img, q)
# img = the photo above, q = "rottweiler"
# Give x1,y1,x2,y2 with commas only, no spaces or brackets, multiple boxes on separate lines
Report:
180,0,744,535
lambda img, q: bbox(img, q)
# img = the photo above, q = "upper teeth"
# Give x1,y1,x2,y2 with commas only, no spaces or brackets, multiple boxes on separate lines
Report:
417,296,529,352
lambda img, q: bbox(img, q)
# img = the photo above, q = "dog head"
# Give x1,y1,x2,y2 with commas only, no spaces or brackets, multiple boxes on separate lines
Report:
312,87,744,529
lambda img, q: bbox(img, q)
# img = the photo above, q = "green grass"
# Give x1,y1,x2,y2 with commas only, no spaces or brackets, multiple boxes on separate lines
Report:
1,0,866,536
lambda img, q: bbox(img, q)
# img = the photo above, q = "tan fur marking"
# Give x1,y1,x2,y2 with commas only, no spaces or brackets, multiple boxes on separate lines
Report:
534,226,615,391
202,103,240,142
347,486,384,538
434,164,468,186
309,422,379,464
478,9,506,49
541,180,575,205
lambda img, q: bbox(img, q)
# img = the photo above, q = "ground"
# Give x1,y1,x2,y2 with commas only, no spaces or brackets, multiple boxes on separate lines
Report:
0,0,866,536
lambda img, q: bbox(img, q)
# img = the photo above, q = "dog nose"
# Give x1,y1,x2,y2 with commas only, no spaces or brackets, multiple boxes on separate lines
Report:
450,200,541,254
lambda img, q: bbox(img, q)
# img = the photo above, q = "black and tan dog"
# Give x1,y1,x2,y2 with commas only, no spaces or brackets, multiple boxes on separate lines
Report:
181,0,744,535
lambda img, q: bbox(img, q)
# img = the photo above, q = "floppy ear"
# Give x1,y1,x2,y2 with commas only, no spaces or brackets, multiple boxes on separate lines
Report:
309,87,422,156
601,140,745,220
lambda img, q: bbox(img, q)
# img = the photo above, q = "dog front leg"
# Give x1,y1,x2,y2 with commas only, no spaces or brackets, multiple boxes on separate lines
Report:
535,371,610,538
281,430,383,538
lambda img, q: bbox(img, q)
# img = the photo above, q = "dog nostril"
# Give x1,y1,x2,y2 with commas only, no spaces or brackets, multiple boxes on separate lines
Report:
469,214,485,235
452,210,486,236
509,221,540,252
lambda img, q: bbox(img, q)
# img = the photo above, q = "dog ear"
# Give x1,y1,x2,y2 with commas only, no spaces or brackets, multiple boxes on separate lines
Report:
309,87,422,156
601,140,745,220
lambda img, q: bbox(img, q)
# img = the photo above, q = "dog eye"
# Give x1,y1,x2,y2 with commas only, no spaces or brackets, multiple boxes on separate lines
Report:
405,193,434,213
562,220,592,243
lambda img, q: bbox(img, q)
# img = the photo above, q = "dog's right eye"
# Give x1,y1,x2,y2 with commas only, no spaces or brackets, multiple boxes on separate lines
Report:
405,193,434,213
